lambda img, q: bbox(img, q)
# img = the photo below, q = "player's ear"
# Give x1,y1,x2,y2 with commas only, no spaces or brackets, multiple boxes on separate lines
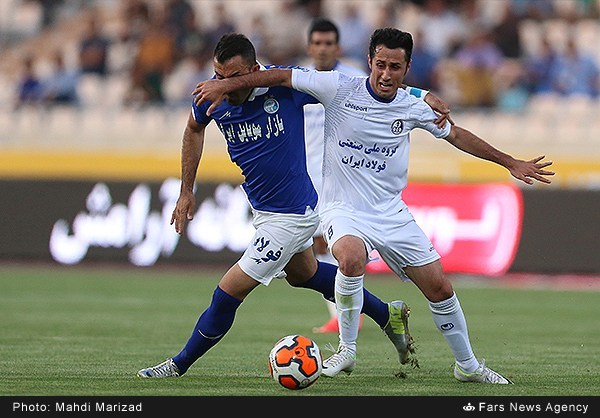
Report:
405,59,412,76
251,63,260,72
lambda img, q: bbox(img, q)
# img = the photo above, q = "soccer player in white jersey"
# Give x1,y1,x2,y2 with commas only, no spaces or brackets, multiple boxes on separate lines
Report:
137,33,448,379
193,28,554,384
303,18,368,335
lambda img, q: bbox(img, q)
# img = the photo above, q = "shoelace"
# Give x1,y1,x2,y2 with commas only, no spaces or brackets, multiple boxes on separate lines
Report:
323,342,337,355
470,359,504,383
479,360,507,384
323,345,353,368
149,360,175,377
325,353,347,368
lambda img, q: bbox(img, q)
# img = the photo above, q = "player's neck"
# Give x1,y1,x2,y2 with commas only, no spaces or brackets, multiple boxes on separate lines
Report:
316,60,338,72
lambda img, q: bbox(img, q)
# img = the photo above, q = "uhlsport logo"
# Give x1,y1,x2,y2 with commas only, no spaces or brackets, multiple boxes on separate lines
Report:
264,98,279,114
344,102,368,112
440,322,454,331
391,119,403,135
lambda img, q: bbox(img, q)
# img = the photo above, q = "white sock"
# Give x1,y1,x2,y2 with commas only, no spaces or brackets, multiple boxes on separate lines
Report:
334,271,363,355
429,293,480,373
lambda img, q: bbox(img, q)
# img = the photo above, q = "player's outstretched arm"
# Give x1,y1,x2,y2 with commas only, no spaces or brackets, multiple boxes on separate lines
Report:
444,125,555,185
170,113,207,234
192,68,293,115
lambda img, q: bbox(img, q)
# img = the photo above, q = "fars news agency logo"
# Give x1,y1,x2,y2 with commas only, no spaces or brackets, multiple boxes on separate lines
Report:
459,401,591,414
463,403,476,412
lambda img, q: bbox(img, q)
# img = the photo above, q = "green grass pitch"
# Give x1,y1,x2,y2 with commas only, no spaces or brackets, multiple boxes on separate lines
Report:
1,264,598,397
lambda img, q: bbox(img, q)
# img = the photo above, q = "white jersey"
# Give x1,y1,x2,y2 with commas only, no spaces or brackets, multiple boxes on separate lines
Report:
303,62,366,200
292,68,452,215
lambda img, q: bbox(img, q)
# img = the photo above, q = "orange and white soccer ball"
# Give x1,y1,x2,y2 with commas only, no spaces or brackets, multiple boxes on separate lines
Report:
268,334,323,390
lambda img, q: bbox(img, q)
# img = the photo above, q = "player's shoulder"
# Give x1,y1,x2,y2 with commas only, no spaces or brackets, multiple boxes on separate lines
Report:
396,88,425,105
335,61,367,77
382,89,430,115
398,90,440,122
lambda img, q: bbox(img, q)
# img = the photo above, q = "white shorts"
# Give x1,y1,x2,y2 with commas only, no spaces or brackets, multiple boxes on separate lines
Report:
320,203,440,280
238,206,318,285
312,207,325,239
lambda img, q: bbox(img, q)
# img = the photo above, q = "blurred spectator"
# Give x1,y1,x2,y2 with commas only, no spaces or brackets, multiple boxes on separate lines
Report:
28,0,64,28
523,35,558,95
577,0,600,18
509,0,555,20
418,0,467,59
120,0,151,42
108,0,151,75
453,28,505,107
177,12,210,61
205,3,236,52
163,0,196,62
264,0,313,65
496,79,529,112
404,29,439,91
337,2,372,69
247,15,271,63
457,0,491,34
14,54,43,109
167,48,214,107
298,0,323,19
373,1,398,28
78,15,111,77
495,61,529,112
491,1,523,59
109,34,138,77
125,10,176,105
550,36,600,98
42,50,80,106
455,27,504,70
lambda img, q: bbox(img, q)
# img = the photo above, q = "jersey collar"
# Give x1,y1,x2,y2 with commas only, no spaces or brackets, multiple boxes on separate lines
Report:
365,78,396,103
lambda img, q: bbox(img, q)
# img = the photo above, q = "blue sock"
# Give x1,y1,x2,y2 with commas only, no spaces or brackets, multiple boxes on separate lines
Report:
172,286,242,374
297,261,389,328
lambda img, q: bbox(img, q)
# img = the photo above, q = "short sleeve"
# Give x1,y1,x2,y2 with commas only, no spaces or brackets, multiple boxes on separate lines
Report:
291,68,339,107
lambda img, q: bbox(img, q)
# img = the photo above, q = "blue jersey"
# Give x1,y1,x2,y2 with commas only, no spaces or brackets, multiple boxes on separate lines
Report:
192,82,319,215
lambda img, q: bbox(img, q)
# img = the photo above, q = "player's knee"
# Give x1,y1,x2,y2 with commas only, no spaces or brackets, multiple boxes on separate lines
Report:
285,276,305,287
285,267,316,287
336,256,365,277
332,236,366,276
426,279,454,302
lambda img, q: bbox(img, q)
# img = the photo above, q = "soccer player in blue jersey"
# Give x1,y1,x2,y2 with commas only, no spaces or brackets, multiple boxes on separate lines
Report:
192,28,554,384
137,33,447,378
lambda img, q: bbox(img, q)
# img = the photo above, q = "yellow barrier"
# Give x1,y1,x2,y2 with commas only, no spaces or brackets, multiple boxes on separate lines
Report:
0,150,243,182
1,149,598,189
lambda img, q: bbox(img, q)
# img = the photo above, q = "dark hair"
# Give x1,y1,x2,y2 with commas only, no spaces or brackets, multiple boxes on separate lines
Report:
308,18,339,43
368,28,413,63
213,33,257,66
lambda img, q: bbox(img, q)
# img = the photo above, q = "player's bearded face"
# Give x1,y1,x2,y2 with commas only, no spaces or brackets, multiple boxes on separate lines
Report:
368,46,410,100
213,56,257,105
